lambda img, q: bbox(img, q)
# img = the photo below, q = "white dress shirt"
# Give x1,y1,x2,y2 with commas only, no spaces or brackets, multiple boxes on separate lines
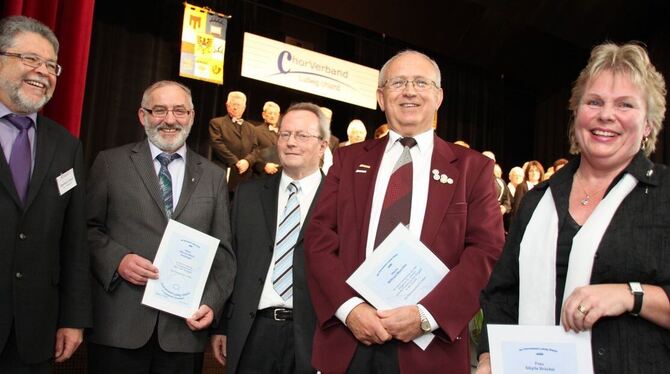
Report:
258,169,322,309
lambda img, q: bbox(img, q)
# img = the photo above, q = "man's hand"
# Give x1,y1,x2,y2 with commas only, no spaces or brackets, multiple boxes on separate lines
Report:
118,253,158,285
211,334,227,366
345,303,392,345
377,305,423,342
264,162,280,174
54,328,83,363
236,159,250,174
186,305,214,331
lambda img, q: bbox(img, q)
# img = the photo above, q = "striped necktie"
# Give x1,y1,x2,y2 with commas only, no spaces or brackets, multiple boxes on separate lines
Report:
156,152,180,218
272,182,301,300
374,137,417,248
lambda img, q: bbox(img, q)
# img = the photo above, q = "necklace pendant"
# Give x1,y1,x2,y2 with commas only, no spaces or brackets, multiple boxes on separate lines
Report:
580,195,590,206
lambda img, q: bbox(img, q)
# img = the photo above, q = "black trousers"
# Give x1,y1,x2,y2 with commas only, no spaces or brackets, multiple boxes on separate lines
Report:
0,326,52,374
237,316,296,374
87,329,203,374
346,340,400,374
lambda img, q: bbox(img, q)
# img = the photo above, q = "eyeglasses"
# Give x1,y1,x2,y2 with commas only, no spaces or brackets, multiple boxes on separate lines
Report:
382,77,438,91
142,107,192,118
0,51,62,76
278,131,322,143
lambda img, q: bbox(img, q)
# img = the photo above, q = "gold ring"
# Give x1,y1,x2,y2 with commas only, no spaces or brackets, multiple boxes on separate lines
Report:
577,304,588,315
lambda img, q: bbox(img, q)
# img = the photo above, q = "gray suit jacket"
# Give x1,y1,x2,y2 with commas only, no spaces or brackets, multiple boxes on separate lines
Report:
0,115,91,363
86,140,235,352
215,173,321,374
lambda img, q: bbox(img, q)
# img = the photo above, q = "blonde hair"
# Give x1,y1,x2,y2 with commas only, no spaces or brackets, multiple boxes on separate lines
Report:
568,42,666,156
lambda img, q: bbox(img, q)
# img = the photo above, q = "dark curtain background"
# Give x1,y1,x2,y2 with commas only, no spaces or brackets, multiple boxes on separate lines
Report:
80,0,540,173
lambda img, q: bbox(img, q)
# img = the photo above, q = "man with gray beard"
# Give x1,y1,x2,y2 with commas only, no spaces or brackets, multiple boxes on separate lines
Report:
86,80,235,373
0,16,90,373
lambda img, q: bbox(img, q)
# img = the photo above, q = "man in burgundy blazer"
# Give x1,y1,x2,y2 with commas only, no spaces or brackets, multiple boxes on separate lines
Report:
305,50,504,373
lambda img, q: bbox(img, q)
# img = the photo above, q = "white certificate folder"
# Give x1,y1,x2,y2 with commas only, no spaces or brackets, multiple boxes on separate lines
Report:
346,224,449,349
488,324,594,374
142,219,220,319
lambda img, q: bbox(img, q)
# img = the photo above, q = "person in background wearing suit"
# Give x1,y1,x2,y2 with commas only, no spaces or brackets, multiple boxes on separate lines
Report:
253,100,281,176
0,16,91,373
86,80,236,374
209,91,258,193
211,102,327,374
305,50,504,374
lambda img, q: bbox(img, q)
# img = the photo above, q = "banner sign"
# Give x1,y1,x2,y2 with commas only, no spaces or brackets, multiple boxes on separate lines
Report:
180,3,228,84
241,32,379,109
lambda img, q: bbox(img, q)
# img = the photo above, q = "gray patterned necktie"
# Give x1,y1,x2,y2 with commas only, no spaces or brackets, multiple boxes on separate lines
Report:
156,152,180,218
272,182,301,300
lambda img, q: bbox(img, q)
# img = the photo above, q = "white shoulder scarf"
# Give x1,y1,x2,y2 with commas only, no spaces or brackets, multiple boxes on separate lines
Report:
518,173,638,325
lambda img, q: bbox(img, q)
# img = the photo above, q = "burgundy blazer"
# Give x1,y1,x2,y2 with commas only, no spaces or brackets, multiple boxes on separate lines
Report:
305,134,504,374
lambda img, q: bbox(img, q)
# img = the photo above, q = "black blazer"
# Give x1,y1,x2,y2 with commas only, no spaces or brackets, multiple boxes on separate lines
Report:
216,172,322,374
0,115,91,363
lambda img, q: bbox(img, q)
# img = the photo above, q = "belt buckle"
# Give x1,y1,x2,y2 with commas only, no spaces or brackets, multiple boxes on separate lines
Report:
273,308,286,321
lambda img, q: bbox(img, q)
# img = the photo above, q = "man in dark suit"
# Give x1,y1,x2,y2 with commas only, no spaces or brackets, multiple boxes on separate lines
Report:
211,102,327,374
253,100,281,176
86,80,236,373
305,50,504,373
209,91,259,192
0,16,91,373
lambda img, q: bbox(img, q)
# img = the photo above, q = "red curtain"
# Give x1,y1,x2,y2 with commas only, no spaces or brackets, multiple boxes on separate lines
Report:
3,0,95,137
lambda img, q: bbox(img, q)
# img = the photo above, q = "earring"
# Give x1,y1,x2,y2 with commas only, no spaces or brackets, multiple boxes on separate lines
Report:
641,136,649,151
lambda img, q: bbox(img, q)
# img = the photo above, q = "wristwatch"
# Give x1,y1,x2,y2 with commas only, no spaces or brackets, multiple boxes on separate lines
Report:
628,282,644,316
418,308,431,333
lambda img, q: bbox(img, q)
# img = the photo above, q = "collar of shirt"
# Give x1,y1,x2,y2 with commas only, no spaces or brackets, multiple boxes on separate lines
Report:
148,139,187,161
0,101,38,129
385,128,434,155
232,117,244,125
279,169,322,203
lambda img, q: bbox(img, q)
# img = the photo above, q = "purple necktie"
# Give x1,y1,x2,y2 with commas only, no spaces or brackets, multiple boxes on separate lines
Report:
5,114,33,205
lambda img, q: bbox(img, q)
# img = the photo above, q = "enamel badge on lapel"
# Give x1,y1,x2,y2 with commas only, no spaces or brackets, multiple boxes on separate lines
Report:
432,169,453,184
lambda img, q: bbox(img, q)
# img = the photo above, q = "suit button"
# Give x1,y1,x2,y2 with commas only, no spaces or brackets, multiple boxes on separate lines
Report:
597,347,606,356
18,233,27,240
249,312,255,318
15,272,23,279
258,278,264,285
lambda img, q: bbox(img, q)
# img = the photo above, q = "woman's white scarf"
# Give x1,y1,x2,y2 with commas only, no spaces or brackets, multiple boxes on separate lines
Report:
518,173,638,325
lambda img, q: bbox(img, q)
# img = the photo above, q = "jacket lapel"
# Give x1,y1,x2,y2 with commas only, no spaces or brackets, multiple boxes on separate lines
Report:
0,137,21,207
421,135,459,247
130,141,167,218
352,139,387,251
261,173,281,247
172,148,202,219
296,172,325,245
24,117,57,210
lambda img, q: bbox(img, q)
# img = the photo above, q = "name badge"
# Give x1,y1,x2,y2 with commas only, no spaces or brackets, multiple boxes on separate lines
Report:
56,168,77,195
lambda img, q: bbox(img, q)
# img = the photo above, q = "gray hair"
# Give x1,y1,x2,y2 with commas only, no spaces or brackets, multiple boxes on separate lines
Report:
0,16,59,54
279,102,331,141
227,91,247,105
263,101,280,112
347,119,367,136
141,80,193,109
378,50,441,88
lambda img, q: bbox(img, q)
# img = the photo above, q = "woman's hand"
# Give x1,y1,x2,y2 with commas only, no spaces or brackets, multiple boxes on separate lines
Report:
561,284,631,332
475,352,492,374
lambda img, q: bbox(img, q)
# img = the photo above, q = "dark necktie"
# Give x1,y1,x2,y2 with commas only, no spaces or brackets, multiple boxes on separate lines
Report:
156,152,180,218
272,182,301,300
5,114,33,205
374,137,417,248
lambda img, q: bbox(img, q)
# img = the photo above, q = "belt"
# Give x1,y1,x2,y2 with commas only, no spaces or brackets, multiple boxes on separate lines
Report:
257,307,293,321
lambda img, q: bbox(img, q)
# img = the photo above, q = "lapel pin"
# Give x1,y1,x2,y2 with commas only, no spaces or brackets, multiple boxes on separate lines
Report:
191,177,196,182
646,169,654,177
358,164,371,169
433,174,440,181
355,169,368,174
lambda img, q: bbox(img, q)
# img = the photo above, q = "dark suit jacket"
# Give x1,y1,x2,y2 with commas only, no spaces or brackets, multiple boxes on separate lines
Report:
252,123,279,176
0,115,91,363
209,115,258,191
216,172,322,374
305,135,504,374
86,140,236,352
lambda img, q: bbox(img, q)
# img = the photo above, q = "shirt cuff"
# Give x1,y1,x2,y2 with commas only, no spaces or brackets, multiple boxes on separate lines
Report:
335,297,365,326
417,304,439,332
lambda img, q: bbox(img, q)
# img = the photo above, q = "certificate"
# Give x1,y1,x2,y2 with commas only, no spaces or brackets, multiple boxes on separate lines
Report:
346,224,449,350
487,324,594,374
141,219,220,319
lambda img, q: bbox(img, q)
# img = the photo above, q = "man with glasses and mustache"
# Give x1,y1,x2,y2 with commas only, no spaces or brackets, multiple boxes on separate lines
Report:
0,16,90,373
211,102,327,374
305,50,504,373
86,80,235,373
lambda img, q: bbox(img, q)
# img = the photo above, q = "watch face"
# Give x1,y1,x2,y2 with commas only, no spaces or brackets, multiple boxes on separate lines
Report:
630,282,644,293
421,319,431,332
